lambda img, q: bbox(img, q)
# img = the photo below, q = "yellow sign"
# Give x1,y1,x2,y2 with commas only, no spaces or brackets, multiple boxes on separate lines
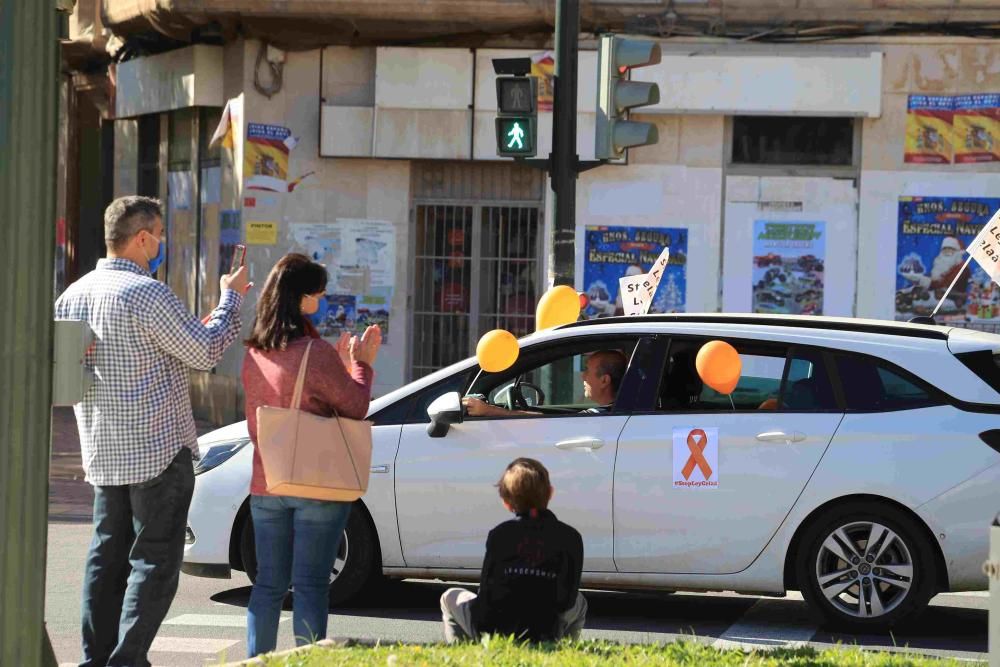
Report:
246,221,278,245
954,94,1000,164
905,95,954,164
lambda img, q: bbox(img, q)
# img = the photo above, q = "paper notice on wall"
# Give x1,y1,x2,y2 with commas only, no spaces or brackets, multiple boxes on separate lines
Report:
751,221,826,316
246,221,279,245
582,226,687,319
895,197,1000,323
954,94,1000,164
167,172,193,211
673,427,719,489
290,223,342,265
905,95,954,164
356,289,391,343
337,219,396,289
244,123,292,192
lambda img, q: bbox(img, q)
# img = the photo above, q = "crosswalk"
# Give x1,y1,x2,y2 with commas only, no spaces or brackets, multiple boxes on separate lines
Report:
58,612,290,667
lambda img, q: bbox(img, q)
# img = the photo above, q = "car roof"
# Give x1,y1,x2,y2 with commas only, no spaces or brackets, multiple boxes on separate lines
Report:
558,313,951,340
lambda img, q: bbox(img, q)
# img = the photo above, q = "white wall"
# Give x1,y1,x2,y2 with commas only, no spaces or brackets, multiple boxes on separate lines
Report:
573,164,725,313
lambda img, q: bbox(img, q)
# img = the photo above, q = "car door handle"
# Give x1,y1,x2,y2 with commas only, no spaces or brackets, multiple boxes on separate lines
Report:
756,431,806,443
555,437,605,451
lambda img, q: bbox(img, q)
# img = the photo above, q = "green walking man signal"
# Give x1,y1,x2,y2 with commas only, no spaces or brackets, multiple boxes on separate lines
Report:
493,58,538,158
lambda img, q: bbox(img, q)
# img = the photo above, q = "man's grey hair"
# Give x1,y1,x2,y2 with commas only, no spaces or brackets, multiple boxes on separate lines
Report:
104,196,162,251
590,349,628,392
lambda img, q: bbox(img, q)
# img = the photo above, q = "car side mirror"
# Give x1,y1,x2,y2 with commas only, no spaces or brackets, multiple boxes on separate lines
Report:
426,391,463,437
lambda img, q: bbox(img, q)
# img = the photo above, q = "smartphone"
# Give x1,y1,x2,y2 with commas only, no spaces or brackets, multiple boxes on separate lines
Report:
229,244,246,274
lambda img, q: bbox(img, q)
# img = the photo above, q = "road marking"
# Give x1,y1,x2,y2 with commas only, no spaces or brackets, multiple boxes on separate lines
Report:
163,613,290,627
149,636,241,653
711,598,817,650
163,613,248,627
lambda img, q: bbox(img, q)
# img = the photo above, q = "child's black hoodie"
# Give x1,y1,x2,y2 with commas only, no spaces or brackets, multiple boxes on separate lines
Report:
471,508,584,641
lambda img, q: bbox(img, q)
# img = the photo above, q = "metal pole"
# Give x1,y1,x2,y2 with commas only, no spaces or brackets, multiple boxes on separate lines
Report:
0,1,60,665
549,0,580,289
930,253,974,319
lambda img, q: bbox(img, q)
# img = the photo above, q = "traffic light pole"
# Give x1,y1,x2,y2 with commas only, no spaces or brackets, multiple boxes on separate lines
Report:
0,1,60,665
549,0,581,288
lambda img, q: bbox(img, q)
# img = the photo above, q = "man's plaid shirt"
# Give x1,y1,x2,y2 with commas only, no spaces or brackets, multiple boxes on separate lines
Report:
54,258,244,486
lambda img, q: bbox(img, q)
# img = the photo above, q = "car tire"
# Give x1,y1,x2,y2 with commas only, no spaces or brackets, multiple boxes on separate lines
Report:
796,501,937,631
239,502,379,607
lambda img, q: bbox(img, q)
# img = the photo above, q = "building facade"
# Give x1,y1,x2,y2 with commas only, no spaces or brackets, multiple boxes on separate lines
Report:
64,1,1000,424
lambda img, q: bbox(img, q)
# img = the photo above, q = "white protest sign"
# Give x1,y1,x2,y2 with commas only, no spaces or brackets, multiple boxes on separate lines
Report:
619,273,653,315
617,247,671,316
969,208,1000,285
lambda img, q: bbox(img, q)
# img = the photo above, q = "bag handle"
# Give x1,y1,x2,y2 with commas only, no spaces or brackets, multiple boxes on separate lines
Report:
290,339,314,410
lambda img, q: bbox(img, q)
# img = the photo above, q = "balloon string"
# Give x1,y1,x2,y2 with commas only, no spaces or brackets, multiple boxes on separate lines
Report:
728,395,735,411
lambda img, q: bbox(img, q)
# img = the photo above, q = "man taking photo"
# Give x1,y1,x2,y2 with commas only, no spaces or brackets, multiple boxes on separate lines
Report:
54,196,250,667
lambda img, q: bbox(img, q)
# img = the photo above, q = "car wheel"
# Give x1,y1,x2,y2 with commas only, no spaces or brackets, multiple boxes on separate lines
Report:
796,502,937,631
239,503,378,607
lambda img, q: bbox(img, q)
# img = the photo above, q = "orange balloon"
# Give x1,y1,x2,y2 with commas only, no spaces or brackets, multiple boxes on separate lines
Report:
476,329,520,373
536,285,582,331
696,340,742,395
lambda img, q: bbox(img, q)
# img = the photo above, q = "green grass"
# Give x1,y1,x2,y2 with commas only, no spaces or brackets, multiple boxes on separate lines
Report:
252,637,983,666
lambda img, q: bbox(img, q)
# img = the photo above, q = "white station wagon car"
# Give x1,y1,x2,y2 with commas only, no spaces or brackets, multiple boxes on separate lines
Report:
183,314,1000,629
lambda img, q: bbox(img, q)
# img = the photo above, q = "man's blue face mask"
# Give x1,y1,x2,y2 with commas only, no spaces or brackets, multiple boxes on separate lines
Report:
144,232,165,274
308,293,329,327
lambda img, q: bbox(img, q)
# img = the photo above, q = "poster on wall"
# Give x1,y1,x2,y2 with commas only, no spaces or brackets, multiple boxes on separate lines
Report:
751,221,826,316
337,219,396,290
582,225,687,319
905,95,954,164
895,196,1000,323
531,51,555,112
318,294,357,338
290,223,342,265
356,289,391,342
243,123,295,192
954,94,1000,164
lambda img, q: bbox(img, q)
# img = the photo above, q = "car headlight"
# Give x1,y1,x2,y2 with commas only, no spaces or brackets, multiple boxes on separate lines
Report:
194,438,250,476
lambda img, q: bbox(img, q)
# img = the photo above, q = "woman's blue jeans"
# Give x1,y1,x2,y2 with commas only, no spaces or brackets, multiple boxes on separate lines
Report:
246,494,352,657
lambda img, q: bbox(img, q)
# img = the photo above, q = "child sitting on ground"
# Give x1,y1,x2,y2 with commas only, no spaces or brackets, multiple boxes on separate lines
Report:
440,457,587,643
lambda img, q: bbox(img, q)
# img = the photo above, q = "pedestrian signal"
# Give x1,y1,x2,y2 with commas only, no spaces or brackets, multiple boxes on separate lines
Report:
495,72,538,158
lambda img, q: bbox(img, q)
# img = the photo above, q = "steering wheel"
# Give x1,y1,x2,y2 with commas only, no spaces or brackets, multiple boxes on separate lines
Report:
509,380,546,411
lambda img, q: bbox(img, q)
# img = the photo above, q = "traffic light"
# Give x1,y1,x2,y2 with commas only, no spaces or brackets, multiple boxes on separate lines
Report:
495,73,538,157
595,34,661,160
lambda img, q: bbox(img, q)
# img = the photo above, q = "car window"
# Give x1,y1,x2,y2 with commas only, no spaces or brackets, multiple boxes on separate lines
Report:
658,340,838,412
467,338,639,417
834,354,940,412
699,353,785,410
778,349,838,411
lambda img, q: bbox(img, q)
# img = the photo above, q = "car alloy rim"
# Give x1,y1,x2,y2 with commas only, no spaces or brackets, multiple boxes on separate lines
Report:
814,521,914,619
329,530,349,585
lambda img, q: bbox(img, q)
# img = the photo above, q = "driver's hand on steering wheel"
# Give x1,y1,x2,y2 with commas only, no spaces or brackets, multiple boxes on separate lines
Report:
462,395,490,417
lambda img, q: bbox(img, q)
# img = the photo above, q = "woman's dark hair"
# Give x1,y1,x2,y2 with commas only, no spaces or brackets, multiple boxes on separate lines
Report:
246,253,328,351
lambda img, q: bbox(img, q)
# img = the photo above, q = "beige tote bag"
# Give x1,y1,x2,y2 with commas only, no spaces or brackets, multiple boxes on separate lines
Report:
256,340,372,501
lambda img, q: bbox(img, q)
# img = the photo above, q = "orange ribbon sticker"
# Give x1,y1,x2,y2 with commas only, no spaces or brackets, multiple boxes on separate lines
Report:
681,428,713,481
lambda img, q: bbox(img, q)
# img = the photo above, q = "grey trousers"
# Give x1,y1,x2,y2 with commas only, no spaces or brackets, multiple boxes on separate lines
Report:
439,587,588,643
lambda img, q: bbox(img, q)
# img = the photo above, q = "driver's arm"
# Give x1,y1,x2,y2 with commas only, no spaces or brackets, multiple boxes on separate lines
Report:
463,395,537,418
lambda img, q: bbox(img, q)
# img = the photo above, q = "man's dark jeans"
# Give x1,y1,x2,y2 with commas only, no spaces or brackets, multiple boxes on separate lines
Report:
79,447,195,667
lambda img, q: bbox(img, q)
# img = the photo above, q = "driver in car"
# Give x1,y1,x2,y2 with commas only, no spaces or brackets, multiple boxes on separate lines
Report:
463,350,627,417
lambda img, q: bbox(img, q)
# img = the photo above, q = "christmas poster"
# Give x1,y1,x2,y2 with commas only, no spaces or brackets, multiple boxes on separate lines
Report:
895,196,1000,323
751,221,826,316
904,95,954,164
582,225,687,319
